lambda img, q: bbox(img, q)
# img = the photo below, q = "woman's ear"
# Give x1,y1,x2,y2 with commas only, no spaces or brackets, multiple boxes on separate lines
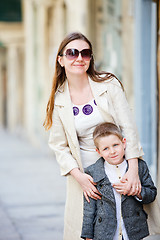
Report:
58,56,64,67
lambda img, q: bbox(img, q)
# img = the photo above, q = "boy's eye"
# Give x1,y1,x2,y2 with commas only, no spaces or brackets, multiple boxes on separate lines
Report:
113,144,118,147
104,147,108,151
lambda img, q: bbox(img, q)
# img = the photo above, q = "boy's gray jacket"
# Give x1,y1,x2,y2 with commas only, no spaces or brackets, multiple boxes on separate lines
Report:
81,158,157,240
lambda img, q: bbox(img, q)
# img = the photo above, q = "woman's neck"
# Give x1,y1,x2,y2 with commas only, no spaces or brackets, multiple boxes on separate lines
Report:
67,73,89,90
67,74,94,105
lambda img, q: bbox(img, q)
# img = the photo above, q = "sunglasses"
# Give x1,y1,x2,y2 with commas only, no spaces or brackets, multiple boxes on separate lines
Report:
61,48,92,60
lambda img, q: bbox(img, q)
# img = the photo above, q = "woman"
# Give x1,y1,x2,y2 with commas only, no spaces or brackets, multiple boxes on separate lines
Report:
44,32,144,240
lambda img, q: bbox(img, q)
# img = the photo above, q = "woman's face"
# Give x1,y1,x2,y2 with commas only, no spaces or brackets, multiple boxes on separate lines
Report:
58,40,91,78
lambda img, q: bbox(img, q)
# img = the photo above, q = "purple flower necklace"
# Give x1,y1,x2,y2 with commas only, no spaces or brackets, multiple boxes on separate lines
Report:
73,99,97,116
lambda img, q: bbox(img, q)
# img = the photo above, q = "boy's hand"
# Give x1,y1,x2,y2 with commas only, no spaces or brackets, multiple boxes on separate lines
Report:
112,180,128,195
113,176,141,196
136,193,142,200
113,181,142,199
86,238,92,240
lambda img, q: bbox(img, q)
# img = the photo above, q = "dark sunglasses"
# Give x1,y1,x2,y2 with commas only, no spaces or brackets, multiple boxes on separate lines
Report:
61,48,92,60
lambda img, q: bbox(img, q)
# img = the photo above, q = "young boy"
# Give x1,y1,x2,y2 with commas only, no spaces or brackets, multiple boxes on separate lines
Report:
81,122,157,240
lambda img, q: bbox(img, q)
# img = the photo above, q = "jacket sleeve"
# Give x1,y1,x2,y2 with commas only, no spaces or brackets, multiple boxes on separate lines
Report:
48,105,79,176
81,195,97,239
107,79,144,160
138,160,157,204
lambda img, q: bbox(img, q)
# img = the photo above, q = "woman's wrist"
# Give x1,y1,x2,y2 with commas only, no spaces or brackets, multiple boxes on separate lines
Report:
127,158,138,172
70,168,82,181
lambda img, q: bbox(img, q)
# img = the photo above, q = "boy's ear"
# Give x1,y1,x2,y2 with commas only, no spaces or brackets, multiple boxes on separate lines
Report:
96,148,100,155
122,138,126,149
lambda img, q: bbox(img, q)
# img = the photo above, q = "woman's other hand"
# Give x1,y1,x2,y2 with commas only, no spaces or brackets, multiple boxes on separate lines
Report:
113,158,141,196
70,168,101,202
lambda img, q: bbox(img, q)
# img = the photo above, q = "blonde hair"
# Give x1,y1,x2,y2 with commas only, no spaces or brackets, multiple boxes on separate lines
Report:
93,122,123,149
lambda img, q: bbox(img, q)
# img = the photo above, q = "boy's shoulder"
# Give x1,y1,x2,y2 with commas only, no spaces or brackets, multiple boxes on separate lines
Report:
84,157,106,182
138,158,148,169
137,159,151,179
85,157,103,171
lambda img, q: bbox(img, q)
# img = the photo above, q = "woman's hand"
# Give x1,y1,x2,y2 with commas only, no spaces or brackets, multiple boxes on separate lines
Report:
113,158,141,196
70,168,101,202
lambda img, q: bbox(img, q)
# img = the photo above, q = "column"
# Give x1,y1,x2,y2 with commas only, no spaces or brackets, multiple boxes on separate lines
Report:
6,44,19,131
0,50,4,127
65,0,88,34
23,0,36,138
121,0,134,107
36,3,49,138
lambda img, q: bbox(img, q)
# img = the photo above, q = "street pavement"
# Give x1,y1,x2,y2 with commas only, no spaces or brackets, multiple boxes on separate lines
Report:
0,128,66,240
0,129,160,240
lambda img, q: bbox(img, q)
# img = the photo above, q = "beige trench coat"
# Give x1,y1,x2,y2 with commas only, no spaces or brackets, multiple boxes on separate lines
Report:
48,77,158,240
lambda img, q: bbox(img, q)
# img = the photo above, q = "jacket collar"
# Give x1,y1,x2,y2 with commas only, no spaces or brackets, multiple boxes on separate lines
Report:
88,76,113,97
90,158,129,203
88,157,107,183
55,80,70,106
90,157,129,182
54,76,114,106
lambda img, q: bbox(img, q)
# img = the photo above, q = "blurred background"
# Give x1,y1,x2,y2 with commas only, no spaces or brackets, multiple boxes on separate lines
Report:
0,0,160,239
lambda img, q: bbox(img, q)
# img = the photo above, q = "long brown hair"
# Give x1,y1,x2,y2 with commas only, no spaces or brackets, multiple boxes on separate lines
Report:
43,32,123,130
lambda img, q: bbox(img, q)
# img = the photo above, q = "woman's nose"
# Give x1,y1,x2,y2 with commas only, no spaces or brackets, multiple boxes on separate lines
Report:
76,53,83,60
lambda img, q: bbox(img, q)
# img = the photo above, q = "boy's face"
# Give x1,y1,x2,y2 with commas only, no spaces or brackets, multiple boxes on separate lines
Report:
96,134,126,165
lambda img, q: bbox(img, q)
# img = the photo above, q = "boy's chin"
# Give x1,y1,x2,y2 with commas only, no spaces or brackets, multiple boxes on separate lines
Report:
107,158,124,165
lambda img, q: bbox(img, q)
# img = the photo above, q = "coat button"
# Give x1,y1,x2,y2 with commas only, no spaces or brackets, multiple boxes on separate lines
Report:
100,201,103,205
98,217,102,223
137,212,140,216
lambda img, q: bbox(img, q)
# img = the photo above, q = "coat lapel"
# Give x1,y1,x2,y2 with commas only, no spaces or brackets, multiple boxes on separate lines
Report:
121,162,129,202
89,77,115,123
89,158,116,205
55,81,81,159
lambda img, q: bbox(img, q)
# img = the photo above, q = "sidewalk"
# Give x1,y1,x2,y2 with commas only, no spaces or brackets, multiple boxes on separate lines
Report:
0,129,159,240
0,129,66,240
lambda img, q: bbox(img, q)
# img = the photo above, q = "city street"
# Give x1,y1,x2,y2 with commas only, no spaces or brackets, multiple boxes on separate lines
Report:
0,129,66,240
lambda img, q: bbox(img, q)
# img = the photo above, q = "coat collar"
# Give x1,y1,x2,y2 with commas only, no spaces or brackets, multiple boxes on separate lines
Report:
88,158,129,203
55,80,70,106
87,157,107,183
88,76,113,98
54,76,114,106
88,157,129,183
88,158,116,204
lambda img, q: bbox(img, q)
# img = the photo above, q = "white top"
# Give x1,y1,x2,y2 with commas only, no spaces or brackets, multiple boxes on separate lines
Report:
73,99,104,168
104,160,129,240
